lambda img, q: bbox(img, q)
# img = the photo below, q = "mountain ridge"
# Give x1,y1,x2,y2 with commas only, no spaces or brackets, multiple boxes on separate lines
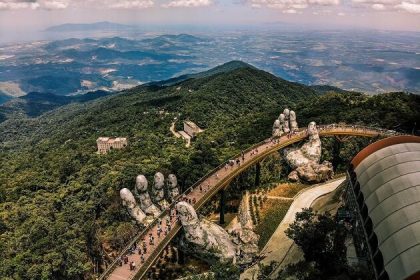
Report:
45,21,134,32
0,61,309,124
148,60,258,86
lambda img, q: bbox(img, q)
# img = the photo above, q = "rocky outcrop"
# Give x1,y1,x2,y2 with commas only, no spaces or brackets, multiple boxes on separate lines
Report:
134,175,161,218
176,201,237,263
288,170,300,182
120,188,147,224
295,161,334,183
228,192,260,265
284,121,334,183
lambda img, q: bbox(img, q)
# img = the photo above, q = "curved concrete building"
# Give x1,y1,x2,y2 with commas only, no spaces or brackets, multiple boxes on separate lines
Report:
347,136,420,280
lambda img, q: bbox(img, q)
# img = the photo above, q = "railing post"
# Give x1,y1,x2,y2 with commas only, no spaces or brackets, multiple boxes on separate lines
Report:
255,161,261,187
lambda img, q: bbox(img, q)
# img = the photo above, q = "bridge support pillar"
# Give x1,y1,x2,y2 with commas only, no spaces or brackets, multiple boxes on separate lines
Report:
219,189,225,225
177,248,185,265
255,162,261,188
332,138,342,171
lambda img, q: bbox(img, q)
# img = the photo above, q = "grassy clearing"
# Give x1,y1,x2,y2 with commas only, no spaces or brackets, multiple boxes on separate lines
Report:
255,198,293,249
267,182,309,198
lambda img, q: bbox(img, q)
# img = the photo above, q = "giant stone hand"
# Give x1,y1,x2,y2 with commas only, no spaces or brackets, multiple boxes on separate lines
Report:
283,121,333,183
134,175,161,218
176,201,237,263
283,108,290,133
289,110,298,131
167,174,180,203
120,188,146,224
152,172,168,210
272,119,282,138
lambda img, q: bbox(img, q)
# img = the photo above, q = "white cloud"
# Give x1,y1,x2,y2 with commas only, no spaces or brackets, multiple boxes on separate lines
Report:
0,1,39,10
337,11,345,15
247,0,340,12
0,0,68,10
291,3,308,8
162,0,212,7
395,1,420,12
308,0,339,5
107,0,153,8
372,3,386,9
352,0,420,13
283,8,297,12
0,0,155,10
40,0,69,9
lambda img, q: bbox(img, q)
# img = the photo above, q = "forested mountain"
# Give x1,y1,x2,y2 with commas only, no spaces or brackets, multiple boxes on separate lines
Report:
0,90,111,120
0,62,418,279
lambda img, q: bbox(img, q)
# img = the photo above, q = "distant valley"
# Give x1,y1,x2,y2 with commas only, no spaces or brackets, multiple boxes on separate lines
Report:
0,29,419,105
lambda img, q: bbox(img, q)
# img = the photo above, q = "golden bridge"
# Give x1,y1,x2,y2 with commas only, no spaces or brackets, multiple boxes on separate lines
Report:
100,124,398,280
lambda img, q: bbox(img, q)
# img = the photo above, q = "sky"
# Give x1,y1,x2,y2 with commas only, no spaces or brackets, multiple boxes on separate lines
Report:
0,0,419,39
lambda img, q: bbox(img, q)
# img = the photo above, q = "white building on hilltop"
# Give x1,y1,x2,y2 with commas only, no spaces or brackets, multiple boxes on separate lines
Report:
97,137,128,154
183,120,203,138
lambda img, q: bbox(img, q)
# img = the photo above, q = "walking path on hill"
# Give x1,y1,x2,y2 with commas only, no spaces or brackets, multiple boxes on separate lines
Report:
170,122,181,138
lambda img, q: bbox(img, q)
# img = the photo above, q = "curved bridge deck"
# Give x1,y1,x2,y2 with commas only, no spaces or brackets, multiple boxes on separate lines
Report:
101,125,397,280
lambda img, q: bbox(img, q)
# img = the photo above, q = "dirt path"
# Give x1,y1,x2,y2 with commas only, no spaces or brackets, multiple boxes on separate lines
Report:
170,122,181,138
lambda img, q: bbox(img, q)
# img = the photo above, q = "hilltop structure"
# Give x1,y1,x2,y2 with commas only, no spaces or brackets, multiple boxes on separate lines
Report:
346,135,420,280
97,137,128,154
183,120,203,138
171,120,204,147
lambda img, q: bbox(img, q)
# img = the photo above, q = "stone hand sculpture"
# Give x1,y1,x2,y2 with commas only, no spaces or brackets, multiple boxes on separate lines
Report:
228,192,260,264
285,121,321,169
152,172,169,210
284,121,333,183
272,119,282,138
167,174,180,203
134,175,161,218
274,109,299,137
176,201,237,263
120,188,146,224
283,108,290,133
279,113,286,132
289,110,298,131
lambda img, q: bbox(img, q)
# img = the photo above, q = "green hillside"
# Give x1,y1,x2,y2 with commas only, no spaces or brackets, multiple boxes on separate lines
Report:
0,90,111,121
0,62,418,280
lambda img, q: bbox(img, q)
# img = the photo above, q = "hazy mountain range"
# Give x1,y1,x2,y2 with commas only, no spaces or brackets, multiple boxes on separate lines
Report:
0,29,419,106
44,21,134,32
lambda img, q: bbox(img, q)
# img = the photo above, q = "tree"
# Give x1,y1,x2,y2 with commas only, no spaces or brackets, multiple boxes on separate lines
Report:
285,208,347,277
209,261,240,280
